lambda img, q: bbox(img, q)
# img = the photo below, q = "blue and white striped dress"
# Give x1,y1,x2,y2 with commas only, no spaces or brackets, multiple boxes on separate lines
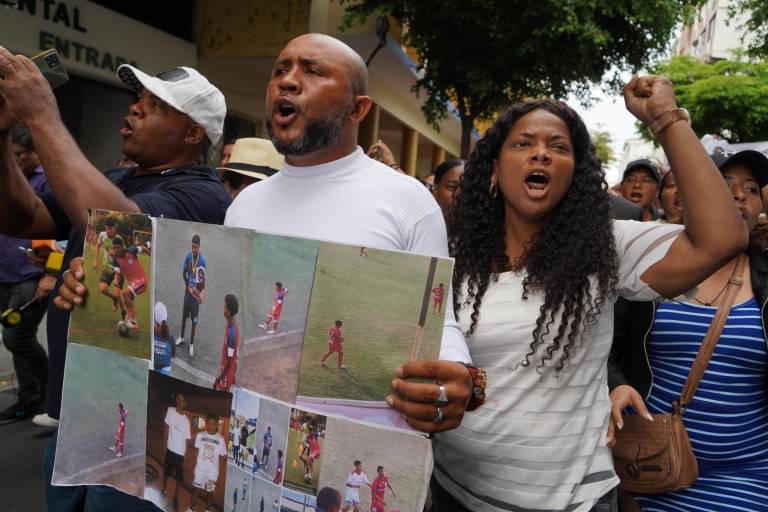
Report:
634,298,768,511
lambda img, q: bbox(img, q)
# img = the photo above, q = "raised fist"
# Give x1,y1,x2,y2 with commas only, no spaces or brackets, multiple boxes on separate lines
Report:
623,75,678,127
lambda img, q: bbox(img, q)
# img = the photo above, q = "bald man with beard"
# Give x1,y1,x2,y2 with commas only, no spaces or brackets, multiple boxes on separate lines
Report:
225,34,475,433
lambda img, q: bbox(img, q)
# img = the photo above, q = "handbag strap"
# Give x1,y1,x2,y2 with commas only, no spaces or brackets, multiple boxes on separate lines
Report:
677,253,747,411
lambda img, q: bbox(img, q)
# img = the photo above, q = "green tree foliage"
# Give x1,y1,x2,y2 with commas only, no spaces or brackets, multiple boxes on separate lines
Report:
637,56,768,143
729,0,768,58
591,130,615,166
341,0,701,157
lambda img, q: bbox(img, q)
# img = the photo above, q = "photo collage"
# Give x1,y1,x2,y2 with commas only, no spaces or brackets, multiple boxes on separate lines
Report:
54,211,444,512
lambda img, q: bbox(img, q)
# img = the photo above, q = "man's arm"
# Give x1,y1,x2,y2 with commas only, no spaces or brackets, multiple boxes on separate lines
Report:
0,130,57,238
0,48,140,235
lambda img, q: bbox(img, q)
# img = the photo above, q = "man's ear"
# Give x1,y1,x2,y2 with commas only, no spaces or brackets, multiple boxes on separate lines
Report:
185,124,207,146
350,95,373,126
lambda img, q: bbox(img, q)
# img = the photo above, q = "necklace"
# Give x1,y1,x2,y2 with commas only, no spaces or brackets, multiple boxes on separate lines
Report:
692,260,739,306
692,284,728,306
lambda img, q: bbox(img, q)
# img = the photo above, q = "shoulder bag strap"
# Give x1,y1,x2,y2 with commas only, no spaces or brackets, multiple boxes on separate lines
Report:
677,253,748,411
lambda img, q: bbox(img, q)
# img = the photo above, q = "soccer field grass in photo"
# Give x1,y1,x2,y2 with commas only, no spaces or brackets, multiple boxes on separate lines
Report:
318,416,432,512
237,234,318,402
283,410,327,496
68,212,153,360
53,344,148,497
297,244,453,402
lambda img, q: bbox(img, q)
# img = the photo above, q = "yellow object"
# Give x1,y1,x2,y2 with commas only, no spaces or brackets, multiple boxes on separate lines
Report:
46,252,64,274
2,310,22,326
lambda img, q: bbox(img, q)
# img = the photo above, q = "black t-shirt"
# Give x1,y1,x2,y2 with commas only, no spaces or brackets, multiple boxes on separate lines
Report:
42,165,231,419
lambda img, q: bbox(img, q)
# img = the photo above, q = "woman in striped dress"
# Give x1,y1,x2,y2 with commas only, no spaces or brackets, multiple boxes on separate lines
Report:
608,150,768,511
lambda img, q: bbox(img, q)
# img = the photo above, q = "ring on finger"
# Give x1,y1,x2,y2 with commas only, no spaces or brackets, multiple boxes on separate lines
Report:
433,406,445,425
435,384,449,407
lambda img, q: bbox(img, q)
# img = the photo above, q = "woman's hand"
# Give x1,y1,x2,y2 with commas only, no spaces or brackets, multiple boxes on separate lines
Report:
386,360,472,433
623,75,678,127
607,384,653,448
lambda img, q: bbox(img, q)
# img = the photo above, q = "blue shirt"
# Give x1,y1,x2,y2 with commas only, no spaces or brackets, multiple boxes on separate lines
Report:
44,165,231,419
0,166,50,283
153,329,174,369
183,251,206,305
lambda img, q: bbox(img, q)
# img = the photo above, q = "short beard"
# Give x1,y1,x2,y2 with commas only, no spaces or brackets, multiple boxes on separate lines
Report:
267,103,352,157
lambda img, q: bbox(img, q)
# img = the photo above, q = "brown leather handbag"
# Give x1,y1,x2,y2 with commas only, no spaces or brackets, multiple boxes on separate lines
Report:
612,254,747,494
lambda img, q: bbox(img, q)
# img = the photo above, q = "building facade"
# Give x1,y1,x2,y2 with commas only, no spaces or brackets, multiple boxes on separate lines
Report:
0,0,463,177
673,0,754,61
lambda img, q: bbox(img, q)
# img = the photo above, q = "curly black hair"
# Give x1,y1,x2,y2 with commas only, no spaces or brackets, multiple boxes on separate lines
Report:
448,99,618,373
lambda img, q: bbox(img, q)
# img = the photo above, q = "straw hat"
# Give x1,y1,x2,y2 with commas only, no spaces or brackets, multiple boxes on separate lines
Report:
218,138,284,180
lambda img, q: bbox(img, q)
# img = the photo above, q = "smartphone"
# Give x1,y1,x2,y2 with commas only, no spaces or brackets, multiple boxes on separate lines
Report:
31,49,68,89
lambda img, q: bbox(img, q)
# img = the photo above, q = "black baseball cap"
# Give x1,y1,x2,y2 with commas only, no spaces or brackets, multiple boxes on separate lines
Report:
623,159,661,184
711,150,768,189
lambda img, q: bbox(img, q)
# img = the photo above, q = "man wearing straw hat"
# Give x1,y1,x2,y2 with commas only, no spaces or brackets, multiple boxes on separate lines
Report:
218,138,284,200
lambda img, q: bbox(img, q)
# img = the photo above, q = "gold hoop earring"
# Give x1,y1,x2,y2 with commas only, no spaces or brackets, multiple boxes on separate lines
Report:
489,182,498,199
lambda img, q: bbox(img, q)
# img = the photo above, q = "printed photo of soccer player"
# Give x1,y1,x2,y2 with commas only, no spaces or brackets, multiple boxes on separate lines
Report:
284,409,327,496
237,233,318,403
225,464,253,512
247,477,281,512
52,344,148,497
295,244,453,429
144,370,233,512
318,416,431,512
68,209,153,360
229,388,260,471
251,398,290,485
154,218,249,390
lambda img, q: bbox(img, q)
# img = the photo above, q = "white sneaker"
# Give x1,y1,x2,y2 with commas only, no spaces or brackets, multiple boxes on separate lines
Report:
268,329,277,335
175,336,185,346
109,446,116,452
116,451,123,457
189,344,194,357
258,324,267,330
32,413,59,428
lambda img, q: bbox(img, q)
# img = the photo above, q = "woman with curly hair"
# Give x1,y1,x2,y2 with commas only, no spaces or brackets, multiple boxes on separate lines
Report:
397,76,749,512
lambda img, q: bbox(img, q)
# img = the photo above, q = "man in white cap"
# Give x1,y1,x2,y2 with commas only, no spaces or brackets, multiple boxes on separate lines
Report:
0,46,230,510
218,137,284,199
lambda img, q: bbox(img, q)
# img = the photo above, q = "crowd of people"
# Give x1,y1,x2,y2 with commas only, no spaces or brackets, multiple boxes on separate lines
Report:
0,29,766,512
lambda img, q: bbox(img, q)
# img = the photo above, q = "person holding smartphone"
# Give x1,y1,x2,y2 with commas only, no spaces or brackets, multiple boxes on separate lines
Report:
0,123,51,426
0,48,231,510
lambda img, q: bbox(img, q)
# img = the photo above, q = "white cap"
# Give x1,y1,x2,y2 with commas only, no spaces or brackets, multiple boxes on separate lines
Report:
117,65,226,144
154,302,168,325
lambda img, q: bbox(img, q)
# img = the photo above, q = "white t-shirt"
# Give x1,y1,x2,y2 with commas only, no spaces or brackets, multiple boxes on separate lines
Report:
433,220,684,512
194,430,227,476
225,147,469,362
232,428,241,446
345,471,370,502
164,407,191,456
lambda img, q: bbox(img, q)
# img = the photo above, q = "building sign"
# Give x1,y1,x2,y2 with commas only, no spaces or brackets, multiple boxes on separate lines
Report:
1,0,196,85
